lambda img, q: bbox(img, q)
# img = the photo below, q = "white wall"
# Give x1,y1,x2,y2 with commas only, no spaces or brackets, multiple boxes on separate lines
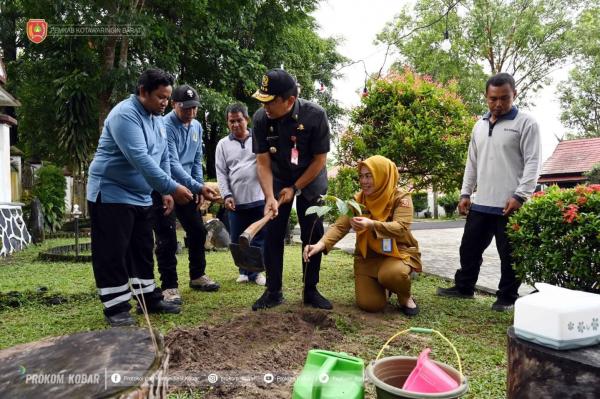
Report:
0,123,11,202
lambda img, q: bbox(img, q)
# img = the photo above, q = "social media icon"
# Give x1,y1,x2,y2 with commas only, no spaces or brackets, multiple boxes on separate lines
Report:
207,373,219,384
263,373,274,384
111,373,121,384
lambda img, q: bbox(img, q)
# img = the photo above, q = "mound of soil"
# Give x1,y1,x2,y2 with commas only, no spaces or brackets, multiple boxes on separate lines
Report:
165,309,342,398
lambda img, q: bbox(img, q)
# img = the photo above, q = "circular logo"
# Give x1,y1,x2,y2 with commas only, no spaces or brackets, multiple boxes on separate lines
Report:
319,373,329,384
110,373,122,384
207,373,219,384
263,373,274,384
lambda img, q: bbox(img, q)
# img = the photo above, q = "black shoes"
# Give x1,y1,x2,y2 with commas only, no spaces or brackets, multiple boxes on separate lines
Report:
252,290,284,311
491,298,515,312
105,311,135,327
400,299,419,317
436,286,475,299
136,300,181,314
106,300,181,326
251,289,333,310
304,289,333,310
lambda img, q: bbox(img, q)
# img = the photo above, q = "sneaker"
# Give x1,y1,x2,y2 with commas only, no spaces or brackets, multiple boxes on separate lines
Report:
252,290,284,311
436,286,475,299
162,288,182,305
189,275,220,292
254,273,266,286
304,289,333,310
491,298,515,312
105,311,135,327
236,274,249,283
136,300,181,314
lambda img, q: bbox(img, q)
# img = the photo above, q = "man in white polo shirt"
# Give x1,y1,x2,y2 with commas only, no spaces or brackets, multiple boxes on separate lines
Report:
437,72,541,312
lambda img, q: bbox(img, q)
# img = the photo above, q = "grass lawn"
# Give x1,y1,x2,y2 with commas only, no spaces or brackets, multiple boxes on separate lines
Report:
0,237,512,398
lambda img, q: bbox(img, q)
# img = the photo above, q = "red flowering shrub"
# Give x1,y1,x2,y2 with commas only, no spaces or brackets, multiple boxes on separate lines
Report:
508,185,600,293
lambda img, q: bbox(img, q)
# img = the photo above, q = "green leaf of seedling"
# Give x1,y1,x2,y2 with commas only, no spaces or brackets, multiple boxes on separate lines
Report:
346,199,363,216
316,206,333,217
305,205,333,218
305,206,320,216
336,198,348,216
321,195,339,204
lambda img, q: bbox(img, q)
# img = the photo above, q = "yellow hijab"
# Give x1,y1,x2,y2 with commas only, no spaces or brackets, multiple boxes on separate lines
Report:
354,155,403,259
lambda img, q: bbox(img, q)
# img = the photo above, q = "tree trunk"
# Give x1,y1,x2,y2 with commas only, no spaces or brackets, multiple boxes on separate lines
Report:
507,326,600,398
432,187,439,219
204,123,219,179
0,327,169,398
98,35,118,133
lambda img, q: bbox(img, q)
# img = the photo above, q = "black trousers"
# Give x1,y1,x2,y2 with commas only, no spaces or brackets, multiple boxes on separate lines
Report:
89,196,162,317
152,192,206,289
264,193,324,293
455,210,520,302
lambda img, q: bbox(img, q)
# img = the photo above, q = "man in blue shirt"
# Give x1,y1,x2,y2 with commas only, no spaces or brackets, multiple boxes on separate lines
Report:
87,69,194,327
152,85,220,305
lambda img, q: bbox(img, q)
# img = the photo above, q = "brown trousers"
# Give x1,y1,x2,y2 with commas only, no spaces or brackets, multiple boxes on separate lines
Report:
354,255,412,312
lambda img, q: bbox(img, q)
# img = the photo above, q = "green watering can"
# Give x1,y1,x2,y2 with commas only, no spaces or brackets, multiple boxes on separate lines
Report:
292,349,365,399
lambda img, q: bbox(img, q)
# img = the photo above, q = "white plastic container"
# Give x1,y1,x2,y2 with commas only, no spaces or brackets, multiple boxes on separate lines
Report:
514,283,600,350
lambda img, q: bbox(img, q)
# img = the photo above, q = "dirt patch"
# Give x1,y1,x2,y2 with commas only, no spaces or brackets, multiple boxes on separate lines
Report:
165,309,342,398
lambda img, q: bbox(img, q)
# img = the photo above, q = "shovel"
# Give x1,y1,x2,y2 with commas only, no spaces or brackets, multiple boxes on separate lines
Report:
228,198,284,272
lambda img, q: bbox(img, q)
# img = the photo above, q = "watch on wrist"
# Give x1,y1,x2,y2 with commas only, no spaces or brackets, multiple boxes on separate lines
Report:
292,184,302,197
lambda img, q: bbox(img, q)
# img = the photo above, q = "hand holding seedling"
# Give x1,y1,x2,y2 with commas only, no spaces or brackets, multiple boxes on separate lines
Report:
303,242,325,261
350,216,373,233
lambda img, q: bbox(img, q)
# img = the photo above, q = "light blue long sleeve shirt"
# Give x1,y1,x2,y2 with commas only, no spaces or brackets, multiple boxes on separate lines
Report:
87,95,178,206
164,110,203,194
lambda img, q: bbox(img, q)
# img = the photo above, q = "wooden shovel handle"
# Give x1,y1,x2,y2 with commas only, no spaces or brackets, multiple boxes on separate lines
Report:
239,197,284,247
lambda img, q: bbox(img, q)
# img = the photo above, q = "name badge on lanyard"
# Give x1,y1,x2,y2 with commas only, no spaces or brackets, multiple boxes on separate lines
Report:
382,238,392,253
290,135,299,165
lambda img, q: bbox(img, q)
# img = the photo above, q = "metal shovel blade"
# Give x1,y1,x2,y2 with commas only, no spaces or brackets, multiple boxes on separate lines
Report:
229,243,265,272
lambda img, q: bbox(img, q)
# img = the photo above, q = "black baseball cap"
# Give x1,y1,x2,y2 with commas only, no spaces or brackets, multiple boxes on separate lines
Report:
172,85,200,108
252,68,297,103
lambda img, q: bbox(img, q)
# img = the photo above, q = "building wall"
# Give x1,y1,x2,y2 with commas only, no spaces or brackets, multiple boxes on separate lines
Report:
0,124,11,202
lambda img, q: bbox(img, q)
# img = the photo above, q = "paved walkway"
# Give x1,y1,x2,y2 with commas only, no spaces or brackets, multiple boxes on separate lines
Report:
296,221,532,296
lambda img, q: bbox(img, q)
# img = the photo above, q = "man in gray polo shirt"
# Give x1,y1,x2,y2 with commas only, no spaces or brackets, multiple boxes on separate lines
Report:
437,73,541,312
215,103,266,285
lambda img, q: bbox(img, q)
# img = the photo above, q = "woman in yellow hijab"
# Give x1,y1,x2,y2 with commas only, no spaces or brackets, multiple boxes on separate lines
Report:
304,155,422,315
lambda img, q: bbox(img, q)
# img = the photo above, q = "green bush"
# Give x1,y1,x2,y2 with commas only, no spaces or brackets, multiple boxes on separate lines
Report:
412,191,429,215
340,67,474,193
508,185,600,293
285,207,299,245
324,167,360,222
438,190,460,217
328,167,359,201
32,165,67,232
289,207,298,229
585,162,600,184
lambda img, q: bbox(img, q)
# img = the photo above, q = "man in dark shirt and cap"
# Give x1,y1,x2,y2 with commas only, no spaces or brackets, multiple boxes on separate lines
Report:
251,68,332,311
152,84,220,306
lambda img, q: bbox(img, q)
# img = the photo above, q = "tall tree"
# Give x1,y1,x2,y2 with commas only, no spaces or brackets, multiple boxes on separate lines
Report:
378,0,580,112
558,6,600,138
2,0,345,179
